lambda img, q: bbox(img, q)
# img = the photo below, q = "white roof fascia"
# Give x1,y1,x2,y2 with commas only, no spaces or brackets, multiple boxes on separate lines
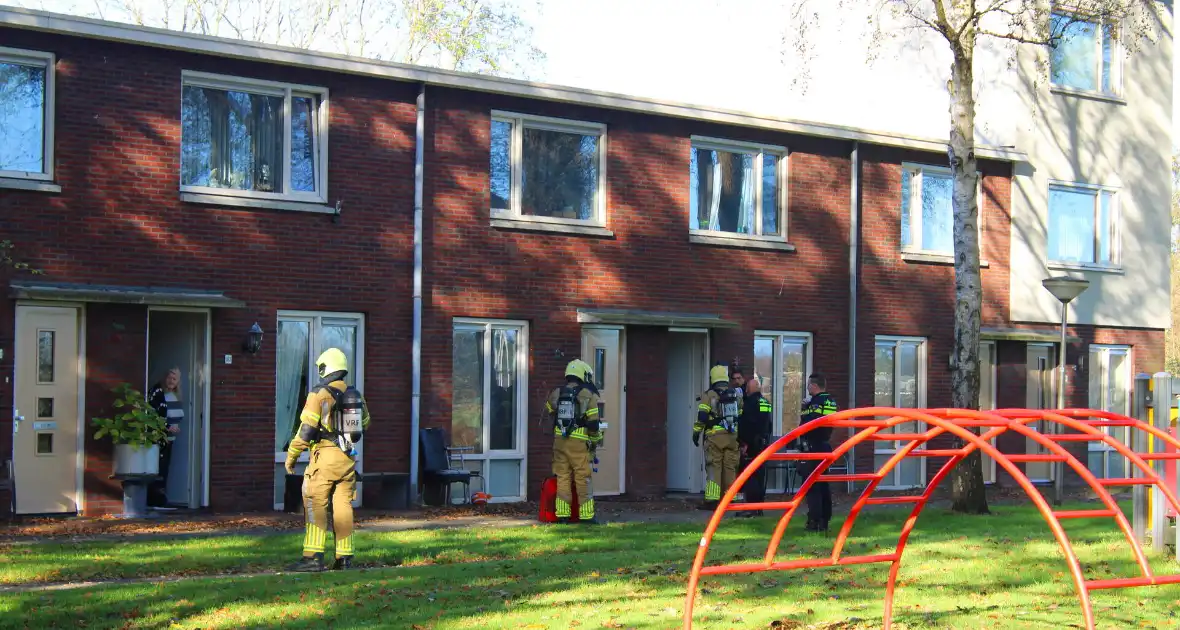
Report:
0,6,1027,163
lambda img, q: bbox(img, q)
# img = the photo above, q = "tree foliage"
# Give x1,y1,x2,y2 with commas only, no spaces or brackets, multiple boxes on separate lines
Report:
786,0,1165,514
18,0,545,77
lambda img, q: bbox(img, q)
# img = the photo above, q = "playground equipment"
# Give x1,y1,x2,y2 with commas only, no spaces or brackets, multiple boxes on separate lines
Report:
683,403,1180,630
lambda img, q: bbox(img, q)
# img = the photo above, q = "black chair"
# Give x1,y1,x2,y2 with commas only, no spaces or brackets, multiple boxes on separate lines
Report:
419,427,480,506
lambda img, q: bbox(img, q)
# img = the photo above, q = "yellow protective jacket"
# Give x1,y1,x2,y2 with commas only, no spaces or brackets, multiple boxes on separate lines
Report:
545,385,604,443
286,379,372,459
694,388,743,436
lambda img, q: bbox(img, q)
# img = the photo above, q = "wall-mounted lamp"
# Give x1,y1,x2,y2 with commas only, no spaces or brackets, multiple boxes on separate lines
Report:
243,322,264,354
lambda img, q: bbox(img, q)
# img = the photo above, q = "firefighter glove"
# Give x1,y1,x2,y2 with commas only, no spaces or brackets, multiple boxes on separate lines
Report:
692,431,701,447
284,455,298,474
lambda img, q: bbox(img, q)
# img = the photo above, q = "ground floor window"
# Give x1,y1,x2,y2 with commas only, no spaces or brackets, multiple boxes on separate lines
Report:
1088,344,1131,479
873,336,927,489
273,311,364,509
451,318,529,502
753,331,812,493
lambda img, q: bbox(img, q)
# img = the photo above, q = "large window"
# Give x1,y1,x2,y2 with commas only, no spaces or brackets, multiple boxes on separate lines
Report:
1048,182,1118,267
181,71,328,202
451,318,529,502
490,111,605,226
1050,12,1120,95
273,311,363,509
753,331,812,492
690,136,785,239
873,336,927,489
0,47,54,181
900,163,984,256
1088,345,1131,479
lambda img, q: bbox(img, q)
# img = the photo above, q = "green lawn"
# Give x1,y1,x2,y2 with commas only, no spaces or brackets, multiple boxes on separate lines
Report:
0,502,1177,629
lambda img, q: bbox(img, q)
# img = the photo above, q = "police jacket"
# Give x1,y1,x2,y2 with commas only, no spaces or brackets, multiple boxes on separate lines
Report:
800,392,838,445
738,393,772,449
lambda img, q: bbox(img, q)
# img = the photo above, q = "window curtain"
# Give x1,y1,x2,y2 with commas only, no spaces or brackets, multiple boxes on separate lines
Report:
275,322,309,451
203,89,233,188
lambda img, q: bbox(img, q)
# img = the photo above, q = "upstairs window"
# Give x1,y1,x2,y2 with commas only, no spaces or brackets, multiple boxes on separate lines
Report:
1047,182,1118,267
900,163,984,257
181,72,328,202
490,111,605,226
1050,12,1120,95
0,47,55,181
690,136,785,239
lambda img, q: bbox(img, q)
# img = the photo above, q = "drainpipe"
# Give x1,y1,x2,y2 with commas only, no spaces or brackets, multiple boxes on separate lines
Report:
410,83,426,503
847,141,860,476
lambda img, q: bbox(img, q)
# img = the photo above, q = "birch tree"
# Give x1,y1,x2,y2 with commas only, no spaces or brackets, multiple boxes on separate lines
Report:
787,0,1165,514
14,0,545,77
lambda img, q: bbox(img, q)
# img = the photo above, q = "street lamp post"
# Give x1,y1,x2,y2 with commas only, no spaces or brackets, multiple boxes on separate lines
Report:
1041,276,1090,506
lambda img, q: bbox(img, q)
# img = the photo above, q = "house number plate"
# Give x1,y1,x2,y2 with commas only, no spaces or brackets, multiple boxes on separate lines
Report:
33,422,57,431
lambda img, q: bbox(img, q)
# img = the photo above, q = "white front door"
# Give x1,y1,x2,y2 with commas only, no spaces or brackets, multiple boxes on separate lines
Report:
13,305,81,514
666,331,708,492
582,327,625,496
1025,344,1056,482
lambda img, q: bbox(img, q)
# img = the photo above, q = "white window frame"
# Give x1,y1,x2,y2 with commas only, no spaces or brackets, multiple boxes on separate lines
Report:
979,341,999,485
689,135,788,242
0,46,55,182
1046,179,1121,270
180,70,330,204
451,317,530,503
1087,344,1132,479
272,310,365,510
490,110,607,228
1049,10,1123,97
873,336,928,490
900,162,983,256
753,330,813,493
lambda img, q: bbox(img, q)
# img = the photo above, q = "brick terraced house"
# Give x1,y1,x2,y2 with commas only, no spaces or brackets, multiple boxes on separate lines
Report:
0,6,1169,516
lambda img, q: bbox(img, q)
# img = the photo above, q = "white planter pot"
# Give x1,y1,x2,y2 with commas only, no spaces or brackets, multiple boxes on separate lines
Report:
113,443,160,476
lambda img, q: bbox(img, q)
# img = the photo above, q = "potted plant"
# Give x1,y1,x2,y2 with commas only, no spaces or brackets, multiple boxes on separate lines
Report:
90,382,169,476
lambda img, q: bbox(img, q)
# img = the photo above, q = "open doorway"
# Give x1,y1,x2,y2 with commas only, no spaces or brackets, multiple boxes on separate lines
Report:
146,308,210,509
666,330,709,493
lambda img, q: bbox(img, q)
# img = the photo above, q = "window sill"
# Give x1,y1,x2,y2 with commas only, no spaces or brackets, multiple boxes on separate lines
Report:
490,217,614,238
1049,85,1126,106
180,192,336,214
900,251,990,267
1047,261,1124,275
689,233,795,252
0,177,61,193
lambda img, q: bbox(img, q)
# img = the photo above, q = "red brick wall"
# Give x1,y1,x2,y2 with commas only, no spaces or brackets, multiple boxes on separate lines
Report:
852,145,1014,478
0,28,418,514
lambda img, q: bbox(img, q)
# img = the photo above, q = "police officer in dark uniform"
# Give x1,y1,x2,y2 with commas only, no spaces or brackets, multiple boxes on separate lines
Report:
799,373,838,532
736,375,772,518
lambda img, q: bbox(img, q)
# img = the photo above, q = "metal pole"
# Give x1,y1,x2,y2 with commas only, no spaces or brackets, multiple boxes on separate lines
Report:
1132,373,1150,545
1053,300,1068,506
1151,372,1171,553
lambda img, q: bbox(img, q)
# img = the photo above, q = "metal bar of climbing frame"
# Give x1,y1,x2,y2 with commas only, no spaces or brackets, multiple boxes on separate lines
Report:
1085,574,1180,590
698,553,900,576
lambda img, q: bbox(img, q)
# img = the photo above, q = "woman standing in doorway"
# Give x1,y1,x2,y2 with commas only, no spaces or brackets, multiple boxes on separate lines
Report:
147,367,184,508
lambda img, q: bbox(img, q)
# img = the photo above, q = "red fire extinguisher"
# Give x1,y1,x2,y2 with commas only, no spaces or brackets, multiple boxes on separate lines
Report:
538,477,580,523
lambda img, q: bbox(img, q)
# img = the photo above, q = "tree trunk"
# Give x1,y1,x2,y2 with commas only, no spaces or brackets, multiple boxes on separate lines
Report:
946,0,989,515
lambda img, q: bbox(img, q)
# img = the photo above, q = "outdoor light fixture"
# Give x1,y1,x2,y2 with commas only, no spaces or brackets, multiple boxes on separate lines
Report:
1041,275,1090,507
243,322,264,354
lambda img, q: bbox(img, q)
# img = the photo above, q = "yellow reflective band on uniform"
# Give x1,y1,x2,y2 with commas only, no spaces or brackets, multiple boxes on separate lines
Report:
698,404,712,412
555,498,572,518
704,480,721,501
303,523,327,554
580,499,595,520
545,402,555,413
336,534,354,557
554,426,597,441
584,407,599,417
759,400,772,412
300,410,321,423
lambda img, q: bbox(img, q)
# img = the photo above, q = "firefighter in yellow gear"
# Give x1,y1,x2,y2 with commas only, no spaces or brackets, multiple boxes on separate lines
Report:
694,363,742,509
285,348,371,572
544,359,604,524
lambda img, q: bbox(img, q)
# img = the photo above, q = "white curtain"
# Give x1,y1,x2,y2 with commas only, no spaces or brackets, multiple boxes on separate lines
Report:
275,322,309,451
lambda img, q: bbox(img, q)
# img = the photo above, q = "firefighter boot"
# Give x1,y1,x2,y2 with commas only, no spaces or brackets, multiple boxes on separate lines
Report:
331,555,353,571
288,552,326,573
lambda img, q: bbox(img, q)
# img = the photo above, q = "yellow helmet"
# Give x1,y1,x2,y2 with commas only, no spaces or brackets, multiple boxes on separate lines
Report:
709,364,729,386
316,348,349,378
565,359,593,383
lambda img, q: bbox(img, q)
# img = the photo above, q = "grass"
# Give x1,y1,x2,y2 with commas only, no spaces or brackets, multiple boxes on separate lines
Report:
0,502,1177,629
